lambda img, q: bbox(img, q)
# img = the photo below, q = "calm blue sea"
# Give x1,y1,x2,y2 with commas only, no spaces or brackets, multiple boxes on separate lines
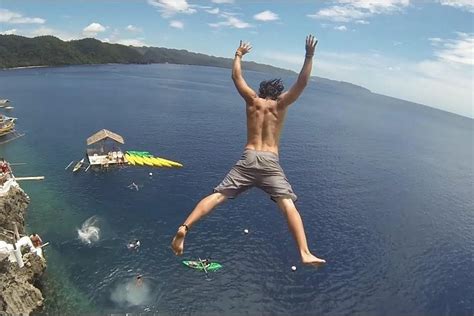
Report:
0,64,472,315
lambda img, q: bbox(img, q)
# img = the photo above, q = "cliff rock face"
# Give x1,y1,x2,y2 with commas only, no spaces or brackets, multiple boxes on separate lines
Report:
0,253,46,315
0,186,29,236
0,183,46,315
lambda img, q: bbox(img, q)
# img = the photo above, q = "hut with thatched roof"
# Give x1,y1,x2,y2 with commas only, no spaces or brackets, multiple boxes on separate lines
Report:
86,129,126,166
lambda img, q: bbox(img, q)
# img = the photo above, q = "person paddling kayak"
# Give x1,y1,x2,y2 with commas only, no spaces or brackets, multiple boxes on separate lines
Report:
171,35,325,265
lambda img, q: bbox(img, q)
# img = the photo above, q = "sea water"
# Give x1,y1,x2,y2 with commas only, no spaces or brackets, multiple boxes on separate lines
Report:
0,64,472,315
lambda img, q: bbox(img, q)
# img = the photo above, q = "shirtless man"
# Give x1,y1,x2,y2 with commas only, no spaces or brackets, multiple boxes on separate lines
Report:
30,233,43,248
171,35,325,265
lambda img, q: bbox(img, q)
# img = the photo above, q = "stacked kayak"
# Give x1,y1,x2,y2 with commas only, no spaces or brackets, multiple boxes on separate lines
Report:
125,151,183,168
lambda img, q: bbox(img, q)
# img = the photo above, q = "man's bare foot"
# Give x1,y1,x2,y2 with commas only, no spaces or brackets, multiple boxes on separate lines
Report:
171,226,187,256
301,252,326,265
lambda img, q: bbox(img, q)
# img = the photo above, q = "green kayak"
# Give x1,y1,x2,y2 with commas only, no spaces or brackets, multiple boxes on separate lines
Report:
126,150,151,157
182,260,222,271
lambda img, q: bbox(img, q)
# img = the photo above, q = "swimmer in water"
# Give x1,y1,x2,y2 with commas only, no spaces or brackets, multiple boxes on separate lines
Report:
136,274,143,287
127,239,141,250
128,182,139,191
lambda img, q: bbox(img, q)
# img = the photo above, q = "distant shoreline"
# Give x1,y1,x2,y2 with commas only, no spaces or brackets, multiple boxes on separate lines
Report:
3,65,49,70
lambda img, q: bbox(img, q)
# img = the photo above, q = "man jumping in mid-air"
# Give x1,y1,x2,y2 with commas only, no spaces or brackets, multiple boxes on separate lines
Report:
171,35,325,265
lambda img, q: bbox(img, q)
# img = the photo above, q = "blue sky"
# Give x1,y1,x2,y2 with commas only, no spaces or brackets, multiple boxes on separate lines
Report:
1,0,473,118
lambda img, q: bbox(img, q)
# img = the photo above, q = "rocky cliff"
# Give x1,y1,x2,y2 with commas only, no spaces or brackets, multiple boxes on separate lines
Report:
0,184,46,315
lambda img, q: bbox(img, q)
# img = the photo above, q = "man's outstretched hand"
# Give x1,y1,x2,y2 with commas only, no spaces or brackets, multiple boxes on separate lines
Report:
236,41,252,57
305,35,318,57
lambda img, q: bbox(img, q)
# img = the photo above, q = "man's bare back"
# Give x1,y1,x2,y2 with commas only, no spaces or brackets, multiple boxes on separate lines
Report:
244,97,286,154
171,35,325,265
233,38,316,155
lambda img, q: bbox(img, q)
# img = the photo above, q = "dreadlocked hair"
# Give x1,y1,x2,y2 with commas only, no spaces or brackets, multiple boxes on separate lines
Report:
258,78,284,100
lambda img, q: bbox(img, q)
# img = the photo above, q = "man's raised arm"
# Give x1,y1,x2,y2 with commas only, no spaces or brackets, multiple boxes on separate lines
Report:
232,41,257,102
278,35,317,107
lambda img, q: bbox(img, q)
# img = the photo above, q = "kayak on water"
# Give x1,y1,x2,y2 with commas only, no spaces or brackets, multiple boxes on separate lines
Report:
142,156,155,167
127,150,151,157
125,150,183,168
182,260,223,271
125,153,136,165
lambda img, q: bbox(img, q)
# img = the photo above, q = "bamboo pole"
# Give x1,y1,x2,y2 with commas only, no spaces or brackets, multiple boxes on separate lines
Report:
65,160,74,170
15,176,45,181
12,222,19,241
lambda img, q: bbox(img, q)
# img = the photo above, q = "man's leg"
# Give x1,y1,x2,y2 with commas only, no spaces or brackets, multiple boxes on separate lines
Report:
276,197,326,265
171,192,227,255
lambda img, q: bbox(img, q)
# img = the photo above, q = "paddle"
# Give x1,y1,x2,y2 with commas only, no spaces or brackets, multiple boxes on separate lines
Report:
198,257,209,277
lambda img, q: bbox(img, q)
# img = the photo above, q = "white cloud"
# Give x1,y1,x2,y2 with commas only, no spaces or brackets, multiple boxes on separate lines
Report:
147,0,196,17
334,25,347,31
439,0,474,13
209,15,252,29
0,9,45,24
308,0,409,22
83,23,106,37
429,37,443,44
355,19,370,24
431,32,473,65
0,29,17,35
260,33,473,118
253,10,279,21
115,38,147,46
206,8,220,14
211,0,234,3
126,25,141,32
170,20,184,29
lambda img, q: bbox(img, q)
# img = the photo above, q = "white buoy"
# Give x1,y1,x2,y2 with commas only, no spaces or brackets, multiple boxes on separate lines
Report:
244,229,249,234
149,172,153,176
291,266,297,271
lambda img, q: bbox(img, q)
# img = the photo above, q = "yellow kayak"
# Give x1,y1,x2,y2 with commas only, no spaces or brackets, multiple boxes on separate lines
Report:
154,157,173,168
125,154,136,165
157,157,183,168
142,156,155,167
150,157,164,167
133,155,145,166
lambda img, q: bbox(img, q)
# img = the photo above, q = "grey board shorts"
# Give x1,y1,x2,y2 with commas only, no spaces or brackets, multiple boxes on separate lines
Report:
213,149,297,202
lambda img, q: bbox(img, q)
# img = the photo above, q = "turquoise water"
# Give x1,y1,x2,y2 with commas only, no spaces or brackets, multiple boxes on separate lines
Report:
0,64,473,315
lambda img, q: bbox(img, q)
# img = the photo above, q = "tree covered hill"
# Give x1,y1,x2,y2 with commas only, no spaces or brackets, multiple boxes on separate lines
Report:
0,35,295,75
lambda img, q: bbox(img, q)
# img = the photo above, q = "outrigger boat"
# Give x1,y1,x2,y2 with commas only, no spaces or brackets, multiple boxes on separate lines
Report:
0,115,24,144
72,158,84,172
0,115,16,137
0,121,15,137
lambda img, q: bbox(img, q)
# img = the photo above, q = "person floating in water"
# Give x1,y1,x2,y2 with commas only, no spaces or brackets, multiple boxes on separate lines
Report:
136,274,143,287
127,182,139,191
127,239,141,250
171,35,325,265
200,258,211,268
